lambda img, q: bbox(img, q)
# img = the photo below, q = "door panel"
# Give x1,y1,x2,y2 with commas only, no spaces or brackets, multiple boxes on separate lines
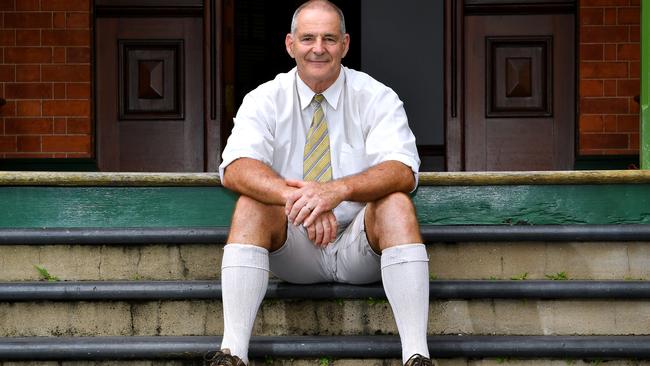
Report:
464,14,574,171
96,18,203,172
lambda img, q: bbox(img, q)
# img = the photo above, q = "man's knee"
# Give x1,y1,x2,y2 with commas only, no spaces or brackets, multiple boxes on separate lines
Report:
373,192,417,218
366,192,421,249
229,196,287,249
233,195,273,214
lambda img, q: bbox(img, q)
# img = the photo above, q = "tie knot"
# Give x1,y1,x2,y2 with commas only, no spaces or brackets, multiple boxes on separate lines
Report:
313,94,325,104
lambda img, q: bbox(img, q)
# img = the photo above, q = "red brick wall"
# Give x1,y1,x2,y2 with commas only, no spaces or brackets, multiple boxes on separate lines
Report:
0,1,642,160
579,0,640,155
0,0,91,158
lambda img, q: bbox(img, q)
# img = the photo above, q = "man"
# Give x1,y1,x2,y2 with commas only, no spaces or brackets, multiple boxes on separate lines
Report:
207,1,431,365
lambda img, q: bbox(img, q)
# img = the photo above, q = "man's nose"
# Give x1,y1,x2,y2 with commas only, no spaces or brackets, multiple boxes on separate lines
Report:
312,38,325,54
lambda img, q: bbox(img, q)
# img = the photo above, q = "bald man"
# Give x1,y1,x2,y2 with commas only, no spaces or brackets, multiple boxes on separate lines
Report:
206,2,431,365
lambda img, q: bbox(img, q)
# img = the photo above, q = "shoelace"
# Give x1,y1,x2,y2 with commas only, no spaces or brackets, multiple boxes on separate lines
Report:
405,354,432,366
204,350,243,366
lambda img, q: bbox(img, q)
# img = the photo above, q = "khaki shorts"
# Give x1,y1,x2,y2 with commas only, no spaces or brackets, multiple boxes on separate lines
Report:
269,206,381,284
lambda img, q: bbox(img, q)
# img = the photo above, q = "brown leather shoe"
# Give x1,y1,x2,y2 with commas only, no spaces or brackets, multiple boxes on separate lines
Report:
204,348,246,366
404,354,433,366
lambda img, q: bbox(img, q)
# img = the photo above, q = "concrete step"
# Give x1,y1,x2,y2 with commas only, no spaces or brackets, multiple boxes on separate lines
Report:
2,360,650,366
2,280,648,338
2,335,650,362
0,360,396,366
5,361,650,366
2,241,650,281
3,297,650,337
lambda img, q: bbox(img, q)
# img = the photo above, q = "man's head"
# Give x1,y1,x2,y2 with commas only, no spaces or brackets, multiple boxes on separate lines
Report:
285,0,349,93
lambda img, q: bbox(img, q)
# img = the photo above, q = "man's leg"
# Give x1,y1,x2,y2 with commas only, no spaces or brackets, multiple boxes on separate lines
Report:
219,195,287,365
365,192,430,364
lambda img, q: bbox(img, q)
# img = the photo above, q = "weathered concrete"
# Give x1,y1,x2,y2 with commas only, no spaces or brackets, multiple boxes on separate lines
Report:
3,242,650,281
427,242,650,280
456,361,650,366
0,245,222,281
3,299,650,337
0,302,133,337
1,362,197,366
3,359,650,366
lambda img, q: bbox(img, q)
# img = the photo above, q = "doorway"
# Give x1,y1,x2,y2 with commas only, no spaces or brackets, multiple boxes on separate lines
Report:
95,2,205,172
446,1,576,171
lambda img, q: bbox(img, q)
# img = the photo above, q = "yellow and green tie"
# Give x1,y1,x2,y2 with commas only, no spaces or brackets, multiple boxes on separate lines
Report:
303,94,333,182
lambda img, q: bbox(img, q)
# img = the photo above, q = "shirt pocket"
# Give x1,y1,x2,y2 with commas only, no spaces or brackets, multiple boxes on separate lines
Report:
339,143,368,177
272,141,301,179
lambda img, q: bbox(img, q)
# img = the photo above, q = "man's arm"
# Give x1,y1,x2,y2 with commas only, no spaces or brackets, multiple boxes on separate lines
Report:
223,157,340,245
337,160,416,201
286,160,415,227
222,157,294,206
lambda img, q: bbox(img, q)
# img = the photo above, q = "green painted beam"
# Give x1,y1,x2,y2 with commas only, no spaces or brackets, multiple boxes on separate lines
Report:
0,187,237,228
2,185,650,228
413,184,650,225
642,0,650,169
3,172,650,229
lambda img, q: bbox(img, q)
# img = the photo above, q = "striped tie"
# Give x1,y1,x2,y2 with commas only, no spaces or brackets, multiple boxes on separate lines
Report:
303,94,333,182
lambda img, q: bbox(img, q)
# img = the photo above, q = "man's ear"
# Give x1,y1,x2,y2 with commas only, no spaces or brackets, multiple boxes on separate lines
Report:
341,33,350,58
285,33,295,58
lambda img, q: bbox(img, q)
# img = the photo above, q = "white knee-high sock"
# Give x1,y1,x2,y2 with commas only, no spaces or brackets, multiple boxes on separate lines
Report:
381,244,430,364
220,244,269,365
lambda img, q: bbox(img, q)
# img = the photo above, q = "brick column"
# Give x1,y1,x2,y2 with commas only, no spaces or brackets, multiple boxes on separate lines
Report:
579,0,641,156
0,0,91,159
642,0,649,168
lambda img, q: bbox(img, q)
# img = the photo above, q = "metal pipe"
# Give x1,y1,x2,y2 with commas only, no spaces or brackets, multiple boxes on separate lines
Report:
3,280,650,301
4,225,650,245
2,335,650,360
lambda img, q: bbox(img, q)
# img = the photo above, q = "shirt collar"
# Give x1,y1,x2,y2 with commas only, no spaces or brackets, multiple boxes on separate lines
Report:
296,66,345,111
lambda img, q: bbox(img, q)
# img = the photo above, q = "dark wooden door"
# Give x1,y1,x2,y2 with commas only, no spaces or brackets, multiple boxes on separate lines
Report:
463,13,574,171
96,17,203,172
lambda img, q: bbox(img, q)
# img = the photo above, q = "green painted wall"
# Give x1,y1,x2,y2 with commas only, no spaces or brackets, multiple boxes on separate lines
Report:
2,185,650,228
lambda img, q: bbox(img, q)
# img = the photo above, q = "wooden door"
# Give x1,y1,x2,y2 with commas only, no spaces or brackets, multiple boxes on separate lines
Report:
463,13,575,171
96,17,204,172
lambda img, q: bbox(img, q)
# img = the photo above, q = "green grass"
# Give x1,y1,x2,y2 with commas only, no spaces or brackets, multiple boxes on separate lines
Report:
510,272,528,280
366,297,388,305
545,271,568,280
624,276,644,281
34,265,60,282
319,356,333,366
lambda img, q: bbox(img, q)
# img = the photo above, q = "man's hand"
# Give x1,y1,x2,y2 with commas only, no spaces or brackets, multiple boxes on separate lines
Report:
305,210,338,247
285,179,347,227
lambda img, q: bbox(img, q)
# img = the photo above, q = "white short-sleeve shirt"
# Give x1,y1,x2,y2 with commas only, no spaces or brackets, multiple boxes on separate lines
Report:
220,66,420,228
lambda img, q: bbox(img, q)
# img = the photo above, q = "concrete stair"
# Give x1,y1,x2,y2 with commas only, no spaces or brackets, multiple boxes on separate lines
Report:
3,281,650,337
5,295,650,337
3,170,650,364
3,240,650,281
3,239,650,365
3,360,650,366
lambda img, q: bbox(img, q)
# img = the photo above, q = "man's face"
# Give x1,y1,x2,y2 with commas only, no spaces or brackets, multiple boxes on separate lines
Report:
285,6,349,92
